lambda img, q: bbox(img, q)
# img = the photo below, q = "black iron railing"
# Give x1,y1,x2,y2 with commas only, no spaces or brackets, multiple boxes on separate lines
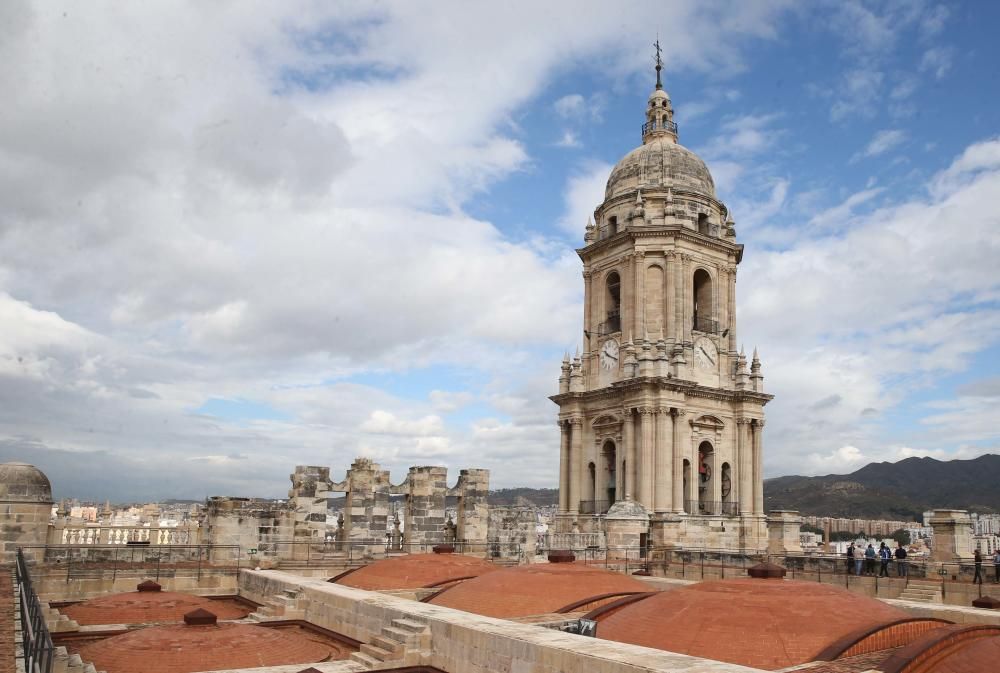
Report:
684,500,740,516
693,316,719,334
598,310,621,335
578,500,611,515
16,548,54,673
642,119,678,136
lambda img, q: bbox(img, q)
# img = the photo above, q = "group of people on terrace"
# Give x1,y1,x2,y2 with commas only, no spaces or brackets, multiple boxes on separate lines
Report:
846,541,908,577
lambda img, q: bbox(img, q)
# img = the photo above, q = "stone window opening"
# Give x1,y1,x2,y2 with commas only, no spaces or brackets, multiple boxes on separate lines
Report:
608,215,618,236
588,462,596,503
604,271,621,334
697,212,710,235
693,268,714,333
721,462,733,509
602,440,617,507
697,441,714,515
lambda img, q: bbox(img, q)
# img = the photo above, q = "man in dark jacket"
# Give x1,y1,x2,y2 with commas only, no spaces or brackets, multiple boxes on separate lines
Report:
895,542,908,577
846,543,855,574
974,548,984,584
879,542,891,577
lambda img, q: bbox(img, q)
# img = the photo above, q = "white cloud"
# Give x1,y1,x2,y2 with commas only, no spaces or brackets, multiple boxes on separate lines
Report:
920,47,954,79
556,161,612,237
554,130,581,148
553,94,585,118
851,129,907,162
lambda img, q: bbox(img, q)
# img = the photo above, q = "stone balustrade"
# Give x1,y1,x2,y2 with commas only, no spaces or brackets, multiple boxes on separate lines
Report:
51,524,199,546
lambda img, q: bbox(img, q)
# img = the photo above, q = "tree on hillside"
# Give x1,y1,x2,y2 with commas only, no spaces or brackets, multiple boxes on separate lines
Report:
888,528,911,546
829,530,864,542
800,523,824,536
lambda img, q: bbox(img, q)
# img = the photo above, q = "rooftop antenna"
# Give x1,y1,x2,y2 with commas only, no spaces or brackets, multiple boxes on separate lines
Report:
653,36,663,90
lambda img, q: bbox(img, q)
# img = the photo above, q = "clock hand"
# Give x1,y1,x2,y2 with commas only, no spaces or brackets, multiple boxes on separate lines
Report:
699,347,715,364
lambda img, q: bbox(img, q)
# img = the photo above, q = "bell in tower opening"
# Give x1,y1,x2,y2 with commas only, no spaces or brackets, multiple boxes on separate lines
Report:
551,42,772,554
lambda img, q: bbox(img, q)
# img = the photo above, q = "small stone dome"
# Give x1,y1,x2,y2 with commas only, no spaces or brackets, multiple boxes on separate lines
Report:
333,552,498,591
75,621,338,673
0,462,53,504
61,589,252,625
596,578,925,670
605,139,716,202
428,561,649,618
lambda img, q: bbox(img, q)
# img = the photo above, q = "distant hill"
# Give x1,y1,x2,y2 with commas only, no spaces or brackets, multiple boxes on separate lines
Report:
764,454,1000,520
488,487,558,507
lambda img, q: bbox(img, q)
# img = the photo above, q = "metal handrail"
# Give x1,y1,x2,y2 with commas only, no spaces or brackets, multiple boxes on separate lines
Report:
684,500,740,516
693,316,719,334
16,548,54,673
642,119,678,136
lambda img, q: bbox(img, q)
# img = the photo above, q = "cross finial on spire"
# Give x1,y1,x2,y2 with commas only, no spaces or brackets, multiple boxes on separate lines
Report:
653,37,663,90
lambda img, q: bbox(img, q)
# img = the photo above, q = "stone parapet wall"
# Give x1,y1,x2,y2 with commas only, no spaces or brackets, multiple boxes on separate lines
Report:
239,570,762,673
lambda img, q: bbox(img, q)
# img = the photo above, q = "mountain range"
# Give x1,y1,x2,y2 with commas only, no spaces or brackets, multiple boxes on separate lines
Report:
763,454,1000,521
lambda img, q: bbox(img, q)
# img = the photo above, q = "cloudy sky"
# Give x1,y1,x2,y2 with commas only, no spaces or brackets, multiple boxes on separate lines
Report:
2,1,999,502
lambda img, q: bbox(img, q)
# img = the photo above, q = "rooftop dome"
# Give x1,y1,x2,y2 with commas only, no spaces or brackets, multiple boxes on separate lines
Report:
75,620,338,673
333,552,498,591
596,578,916,670
0,462,53,503
61,588,252,625
428,561,649,618
605,139,716,202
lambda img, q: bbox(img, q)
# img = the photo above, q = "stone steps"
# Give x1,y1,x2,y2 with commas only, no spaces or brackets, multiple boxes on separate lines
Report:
899,581,942,603
349,616,430,668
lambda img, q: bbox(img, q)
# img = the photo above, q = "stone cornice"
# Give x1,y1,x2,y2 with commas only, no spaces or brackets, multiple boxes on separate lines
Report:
577,225,742,262
549,376,773,406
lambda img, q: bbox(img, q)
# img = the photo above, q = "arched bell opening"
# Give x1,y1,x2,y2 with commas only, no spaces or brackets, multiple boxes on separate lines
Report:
697,441,714,514
602,440,617,509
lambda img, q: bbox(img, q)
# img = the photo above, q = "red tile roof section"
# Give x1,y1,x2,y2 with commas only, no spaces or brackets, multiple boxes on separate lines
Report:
336,553,498,590
61,590,250,625
428,561,650,618
75,622,332,673
597,578,910,671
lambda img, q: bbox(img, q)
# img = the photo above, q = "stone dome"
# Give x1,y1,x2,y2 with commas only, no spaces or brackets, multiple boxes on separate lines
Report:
596,578,927,670
332,552,498,591
0,462,53,504
427,561,649,618
605,138,716,202
61,589,252,625
75,620,340,673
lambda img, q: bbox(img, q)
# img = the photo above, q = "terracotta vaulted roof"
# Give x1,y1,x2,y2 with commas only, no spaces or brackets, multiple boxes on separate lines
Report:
333,552,498,591
427,561,650,618
75,621,334,673
596,578,911,671
61,590,251,625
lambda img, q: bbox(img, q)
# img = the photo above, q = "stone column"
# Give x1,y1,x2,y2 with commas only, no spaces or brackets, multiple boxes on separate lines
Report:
671,408,685,512
583,269,593,355
753,420,765,515
654,408,672,512
568,417,583,514
634,251,646,337
454,469,490,546
730,265,739,345
622,253,634,339
558,421,570,512
768,510,804,555
673,252,684,343
665,251,676,343
929,510,975,562
681,254,692,343
623,407,635,501
738,419,752,515
637,407,654,508
683,417,697,511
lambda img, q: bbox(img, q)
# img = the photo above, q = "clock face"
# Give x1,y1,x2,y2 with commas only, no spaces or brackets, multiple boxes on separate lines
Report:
599,339,619,371
694,337,717,370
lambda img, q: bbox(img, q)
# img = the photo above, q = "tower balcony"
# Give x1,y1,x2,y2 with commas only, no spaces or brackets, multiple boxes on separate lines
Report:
642,118,678,136
693,316,720,334
597,309,621,335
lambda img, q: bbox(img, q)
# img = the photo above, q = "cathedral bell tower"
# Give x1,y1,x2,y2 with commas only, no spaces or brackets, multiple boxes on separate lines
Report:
551,44,773,552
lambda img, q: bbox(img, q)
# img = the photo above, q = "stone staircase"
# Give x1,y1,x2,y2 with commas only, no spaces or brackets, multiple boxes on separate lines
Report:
898,579,942,603
245,587,306,621
41,600,81,632
51,646,101,673
349,617,430,669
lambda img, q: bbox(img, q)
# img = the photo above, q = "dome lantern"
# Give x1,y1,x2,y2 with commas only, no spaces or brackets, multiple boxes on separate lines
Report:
642,39,677,145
